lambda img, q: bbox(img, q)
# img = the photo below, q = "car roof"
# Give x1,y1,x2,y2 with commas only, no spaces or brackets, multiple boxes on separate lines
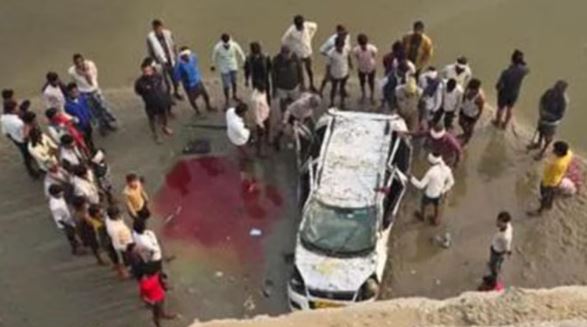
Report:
315,110,407,208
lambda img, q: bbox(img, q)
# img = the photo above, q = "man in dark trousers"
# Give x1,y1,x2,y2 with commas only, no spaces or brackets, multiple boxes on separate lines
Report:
147,19,183,101
135,59,173,143
494,50,530,129
272,45,305,113
244,42,272,102
1,100,39,178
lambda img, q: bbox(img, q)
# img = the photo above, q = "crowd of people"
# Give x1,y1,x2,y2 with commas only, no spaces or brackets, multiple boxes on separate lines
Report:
0,13,582,325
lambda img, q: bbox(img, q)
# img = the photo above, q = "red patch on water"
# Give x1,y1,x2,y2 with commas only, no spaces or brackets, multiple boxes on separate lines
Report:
153,156,284,263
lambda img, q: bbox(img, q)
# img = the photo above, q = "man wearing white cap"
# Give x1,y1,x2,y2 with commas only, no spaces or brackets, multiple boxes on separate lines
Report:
411,152,454,225
442,56,472,89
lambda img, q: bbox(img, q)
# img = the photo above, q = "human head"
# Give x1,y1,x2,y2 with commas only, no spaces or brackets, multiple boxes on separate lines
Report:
126,173,141,188
48,184,64,198
141,58,155,76
250,42,261,55
106,206,121,220
256,82,267,93
46,72,60,86
511,49,525,65
391,41,405,58
467,78,482,92
293,15,305,29
66,82,79,98
427,152,442,165
357,33,368,46
45,107,58,121
1,89,14,101
496,211,511,229
335,24,347,37
280,45,291,58
234,101,248,117
133,218,146,234
413,21,425,34
446,78,457,92
179,46,191,61
456,56,468,66
308,95,321,109
3,100,18,114
430,123,446,140
73,164,89,178
220,33,231,45
60,134,75,148
334,36,345,51
72,53,84,68
88,204,102,218
152,19,164,34
552,141,569,157
29,127,43,145
72,195,87,211
554,80,568,93
22,111,36,125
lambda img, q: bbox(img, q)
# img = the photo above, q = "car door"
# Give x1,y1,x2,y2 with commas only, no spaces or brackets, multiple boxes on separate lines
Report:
298,159,318,210
294,116,330,171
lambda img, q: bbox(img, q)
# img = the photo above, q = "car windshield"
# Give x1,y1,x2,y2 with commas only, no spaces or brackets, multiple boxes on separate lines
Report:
300,200,377,256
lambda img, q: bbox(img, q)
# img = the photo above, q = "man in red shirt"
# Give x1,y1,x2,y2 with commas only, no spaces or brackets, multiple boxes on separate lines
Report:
139,268,177,327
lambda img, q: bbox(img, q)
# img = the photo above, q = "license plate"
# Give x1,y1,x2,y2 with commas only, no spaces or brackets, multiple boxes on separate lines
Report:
313,300,344,309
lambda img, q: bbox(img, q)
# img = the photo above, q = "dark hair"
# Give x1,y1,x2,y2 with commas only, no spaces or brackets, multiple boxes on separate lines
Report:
235,101,248,116
152,19,163,28
141,57,154,69
133,218,146,234
29,127,43,146
48,184,64,197
45,107,58,120
334,35,345,47
294,15,304,25
60,134,74,145
357,33,368,45
107,206,121,219
46,72,59,82
250,42,261,54
446,78,457,91
456,56,468,65
413,21,425,31
497,211,512,223
3,100,18,114
431,151,442,158
467,78,482,90
336,24,346,34
66,82,78,92
126,173,139,183
179,45,189,53
221,33,230,43
72,196,86,210
88,204,101,217
22,111,36,124
553,141,569,157
511,49,525,65
1,89,14,100
72,53,83,62
73,165,88,177
482,275,497,288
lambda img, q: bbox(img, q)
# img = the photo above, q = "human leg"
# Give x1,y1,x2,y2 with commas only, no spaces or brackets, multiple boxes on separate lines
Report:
14,140,38,177
488,247,505,277
330,78,339,107
340,76,349,108
302,57,315,91
358,72,367,101
186,87,201,114
367,71,376,103
230,71,239,101
221,73,231,107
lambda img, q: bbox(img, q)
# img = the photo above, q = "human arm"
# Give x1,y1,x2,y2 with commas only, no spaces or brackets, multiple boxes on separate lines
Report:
319,36,334,56
410,170,431,190
244,56,251,87
211,44,219,71
281,26,293,46
234,42,246,64
442,169,455,194
474,93,485,120
306,22,318,38
421,36,433,67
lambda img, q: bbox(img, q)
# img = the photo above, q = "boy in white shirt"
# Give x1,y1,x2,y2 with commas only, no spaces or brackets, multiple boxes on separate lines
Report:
282,15,318,91
327,37,352,108
212,33,246,108
411,152,454,225
488,212,513,277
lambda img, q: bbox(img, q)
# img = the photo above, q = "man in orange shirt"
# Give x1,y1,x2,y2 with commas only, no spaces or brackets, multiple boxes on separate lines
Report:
402,21,434,74
123,173,150,220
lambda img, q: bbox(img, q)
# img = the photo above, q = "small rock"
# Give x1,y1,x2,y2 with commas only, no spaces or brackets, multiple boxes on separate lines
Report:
215,271,224,278
249,228,262,237
410,270,417,275
435,279,441,285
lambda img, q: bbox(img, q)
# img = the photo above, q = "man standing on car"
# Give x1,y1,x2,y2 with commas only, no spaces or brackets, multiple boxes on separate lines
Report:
410,152,454,225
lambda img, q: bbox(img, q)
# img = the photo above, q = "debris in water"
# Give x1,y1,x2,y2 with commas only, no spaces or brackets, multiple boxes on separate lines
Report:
243,295,256,311
249,228,262,237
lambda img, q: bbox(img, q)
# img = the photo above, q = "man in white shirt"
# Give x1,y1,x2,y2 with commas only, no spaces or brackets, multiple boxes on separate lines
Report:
212,33,246,108
411,152,454,225
442,56,472,89
226,102,257,192
105,206,132,279
420,71,444,127
133,219,163,271
42,72,67,111
1,101,39,178
147,19,183,100
327,37,352,108
48,184,80,254
68,53,118,135
71,165,100,205
488,211,513,277
441,78,463,130
282,15,318,91
318,24,350,95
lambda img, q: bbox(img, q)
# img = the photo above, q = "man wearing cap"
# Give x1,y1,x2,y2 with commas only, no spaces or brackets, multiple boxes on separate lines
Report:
174,46,215,115
425,123,462,167
410,152,454,225
442,56,472,89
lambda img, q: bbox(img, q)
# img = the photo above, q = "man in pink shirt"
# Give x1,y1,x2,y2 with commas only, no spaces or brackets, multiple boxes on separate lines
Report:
353,33,378,104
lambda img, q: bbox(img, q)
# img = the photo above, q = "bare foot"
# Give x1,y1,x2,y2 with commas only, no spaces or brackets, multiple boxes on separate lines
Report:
162,127,174,136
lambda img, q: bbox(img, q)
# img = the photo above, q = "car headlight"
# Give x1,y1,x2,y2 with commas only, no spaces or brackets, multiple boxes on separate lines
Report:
358,277,379,301
289,267,306,294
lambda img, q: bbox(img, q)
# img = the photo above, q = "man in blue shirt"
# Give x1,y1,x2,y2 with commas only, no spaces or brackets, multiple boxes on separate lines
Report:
174,46,215,114
65,83,95,153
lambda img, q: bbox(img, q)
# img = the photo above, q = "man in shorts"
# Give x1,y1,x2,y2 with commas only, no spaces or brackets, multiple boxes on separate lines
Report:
211,33,246,108
410,152,454,225
272,45,304,112
174,46,215,114
494,50,529,129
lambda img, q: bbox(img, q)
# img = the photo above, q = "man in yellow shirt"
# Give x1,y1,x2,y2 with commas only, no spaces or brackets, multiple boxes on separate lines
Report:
530,141,572,215
123,173,150,220
402,21,434,73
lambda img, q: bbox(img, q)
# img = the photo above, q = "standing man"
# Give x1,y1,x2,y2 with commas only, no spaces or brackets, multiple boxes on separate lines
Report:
318,25,350,95
135,59,173,143
212,33,246,108
441,78,463,130
282,15,318,91
458,78,485,146
147,19,183,100
244,42,272,95
419,70,444,127
48,184,80,254
226,102,255,192
488,211,513,278
1,101,39,178
68,54,117,135
124,173,150,221
353,33,378,104
327,36,352,108
425,124,462,168
42,72,67,111
442,56,472,89
527,80,568,160
494,50,530,129
410,152,454,225
402,21,434,74
395,77,422,131
65,83,96,153
529,141,573,216
272,46,305,112
174,46,215,115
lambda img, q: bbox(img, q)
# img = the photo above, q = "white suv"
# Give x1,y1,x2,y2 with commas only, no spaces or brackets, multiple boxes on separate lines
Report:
288,109,412,310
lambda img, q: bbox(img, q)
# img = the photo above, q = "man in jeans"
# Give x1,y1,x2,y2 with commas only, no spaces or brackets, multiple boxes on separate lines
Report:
68,53,118,135
272,45,305,112
488,211,513,277
1,100,39,178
